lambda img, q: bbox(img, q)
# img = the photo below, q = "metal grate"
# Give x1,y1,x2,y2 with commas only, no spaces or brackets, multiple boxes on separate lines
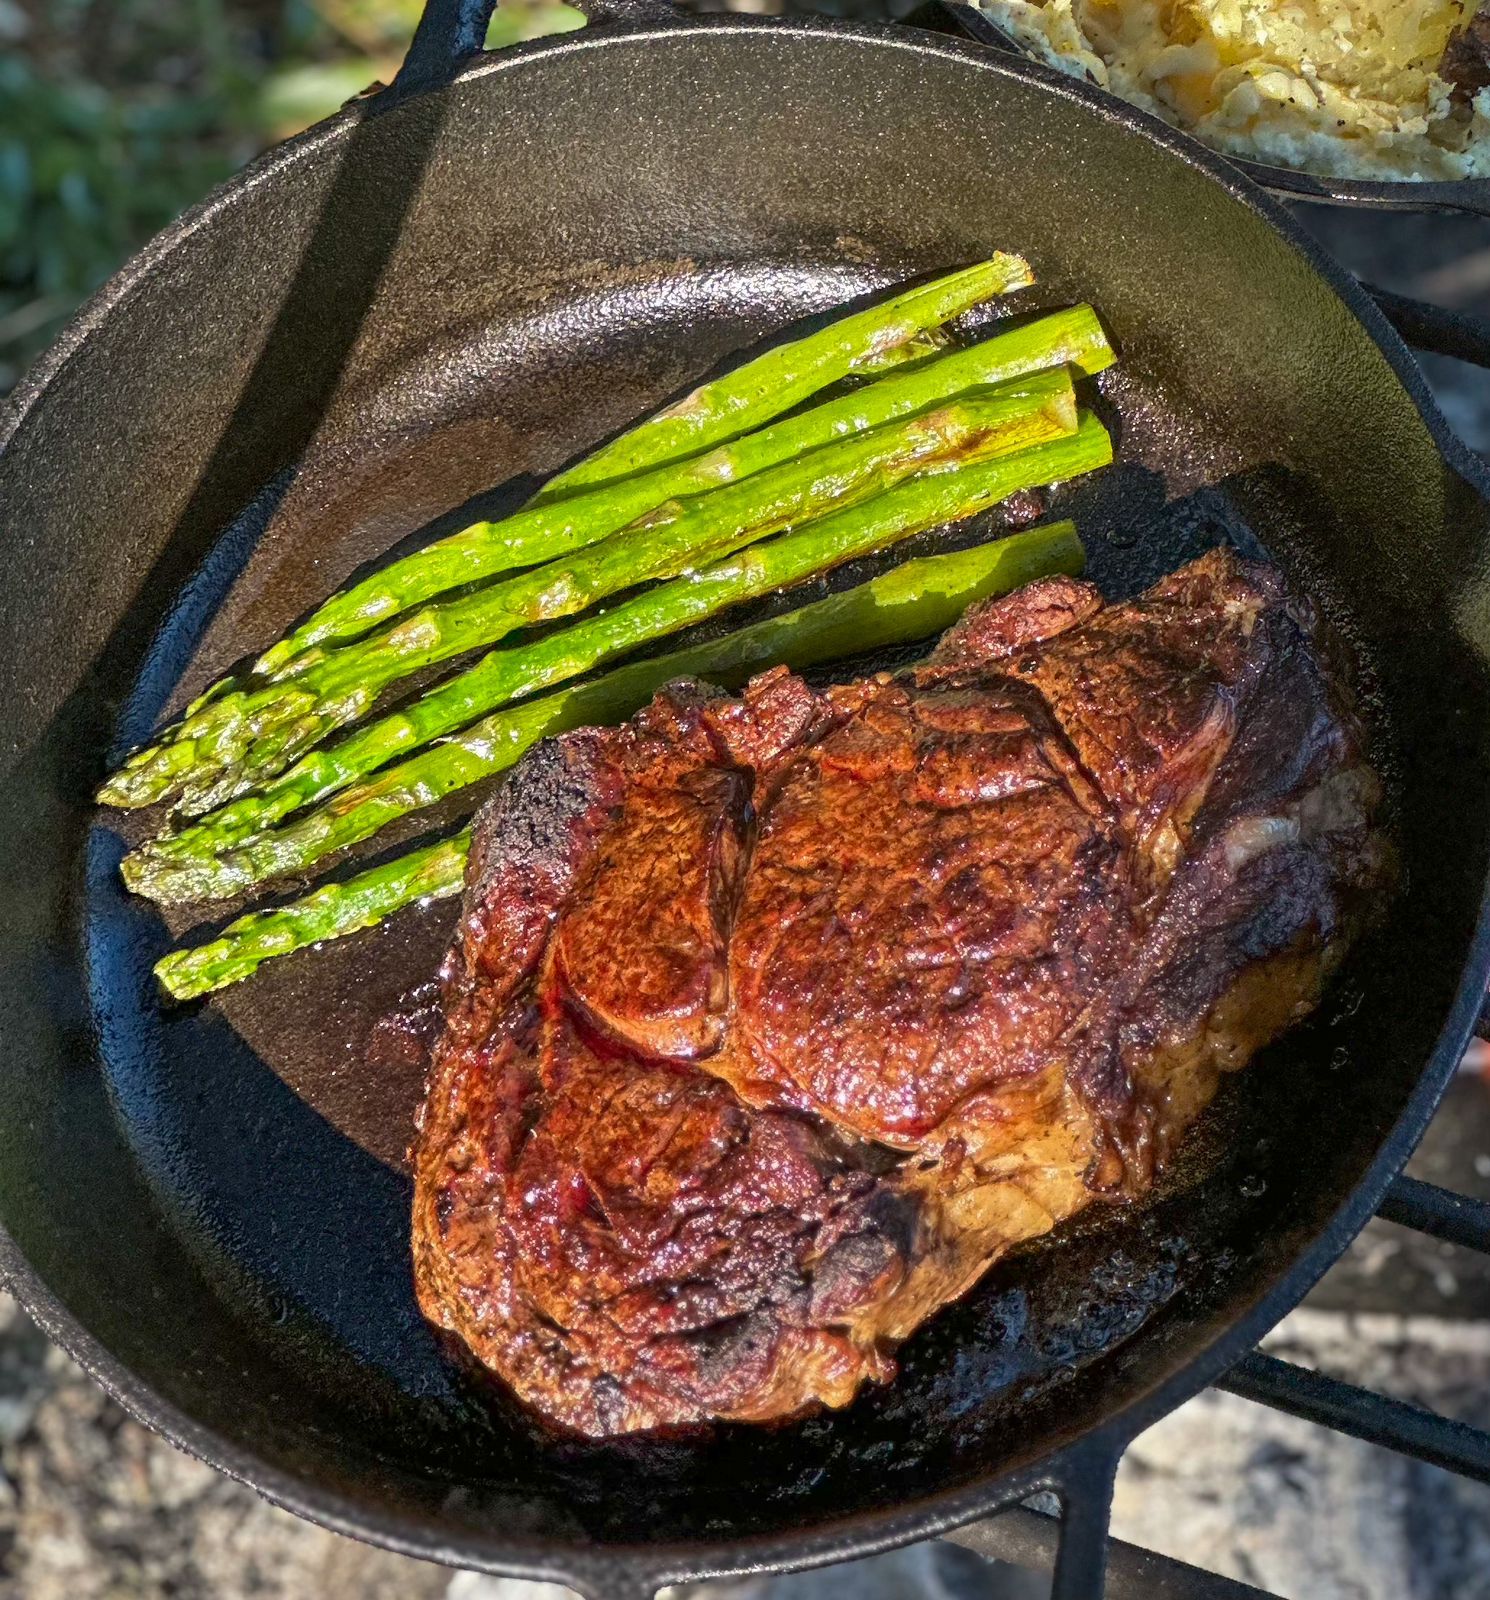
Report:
943,1173,1490,1598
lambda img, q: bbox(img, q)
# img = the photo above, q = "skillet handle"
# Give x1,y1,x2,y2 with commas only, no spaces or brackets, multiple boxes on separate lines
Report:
394,0,499,90
394,0,687,89
396,0,688,76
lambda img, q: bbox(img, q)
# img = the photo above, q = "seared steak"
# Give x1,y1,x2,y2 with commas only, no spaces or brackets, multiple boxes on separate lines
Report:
411,547,1388,1437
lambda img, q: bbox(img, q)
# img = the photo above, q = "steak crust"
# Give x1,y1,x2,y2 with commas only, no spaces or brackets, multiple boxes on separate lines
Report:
411,547,1388,1436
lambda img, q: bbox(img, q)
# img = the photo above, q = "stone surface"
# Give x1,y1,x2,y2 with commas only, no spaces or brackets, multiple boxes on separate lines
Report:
6,1277,1490,1598
0,1293,450,1600
1114,1310,1490,1600
0,1312,1038,1599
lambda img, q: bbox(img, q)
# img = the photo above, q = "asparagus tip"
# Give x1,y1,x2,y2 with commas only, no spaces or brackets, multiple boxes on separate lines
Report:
96,769,162,809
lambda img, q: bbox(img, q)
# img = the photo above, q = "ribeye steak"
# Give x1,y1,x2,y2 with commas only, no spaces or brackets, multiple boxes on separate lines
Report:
411,546,1387,1437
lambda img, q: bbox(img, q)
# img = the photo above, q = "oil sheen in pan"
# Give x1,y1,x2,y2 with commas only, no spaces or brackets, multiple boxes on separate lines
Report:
82,264,1393,1494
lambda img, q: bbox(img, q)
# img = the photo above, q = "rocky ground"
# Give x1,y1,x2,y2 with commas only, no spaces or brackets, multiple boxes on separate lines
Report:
0,1277,1021,1599
5,1222,1490,1600
3,204,1490,1600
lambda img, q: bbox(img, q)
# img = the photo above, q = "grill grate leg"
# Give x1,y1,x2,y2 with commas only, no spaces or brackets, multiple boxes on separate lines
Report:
1218,1348,1490,1483
944,1500,1285,1599
1052,1448,1117,1600
1376,1173,1490,1254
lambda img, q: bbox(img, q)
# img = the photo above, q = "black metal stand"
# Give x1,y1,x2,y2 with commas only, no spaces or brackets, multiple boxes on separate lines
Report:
950,1173,1490,1598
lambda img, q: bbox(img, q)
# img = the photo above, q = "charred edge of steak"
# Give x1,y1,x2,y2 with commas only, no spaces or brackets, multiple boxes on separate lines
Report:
1054,556,1385,1160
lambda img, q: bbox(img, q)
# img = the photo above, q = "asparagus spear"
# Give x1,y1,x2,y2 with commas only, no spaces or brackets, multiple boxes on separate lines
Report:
250,311,1109,676
128,416,1112,889
127,521,1086,904
180,273,1042,720
152,517,1090,995
101,381,1076,814
153,830,473,1002
533,254,1033,503
851,326,952,375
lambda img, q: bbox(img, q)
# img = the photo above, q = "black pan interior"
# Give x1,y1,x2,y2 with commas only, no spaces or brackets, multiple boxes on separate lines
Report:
3,18,1490,1582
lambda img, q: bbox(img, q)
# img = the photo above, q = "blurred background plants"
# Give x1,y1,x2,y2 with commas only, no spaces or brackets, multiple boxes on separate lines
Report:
0,0,582,391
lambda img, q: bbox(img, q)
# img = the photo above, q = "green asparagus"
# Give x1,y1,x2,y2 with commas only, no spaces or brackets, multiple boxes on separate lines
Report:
126,522,1085,904
533,254,1033,502
250,310,1109,675
850,326,952,375
127,414,1112,889
151,515,1091,994
101,381,1077,814
153,830,473,1001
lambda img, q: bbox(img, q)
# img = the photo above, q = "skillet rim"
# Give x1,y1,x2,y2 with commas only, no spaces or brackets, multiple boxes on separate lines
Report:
2,14,1490,1591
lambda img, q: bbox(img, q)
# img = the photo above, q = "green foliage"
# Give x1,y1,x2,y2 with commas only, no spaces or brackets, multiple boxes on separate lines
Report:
0,61,242,386
0,0,583,392
484,0,585,47
256,3,583,137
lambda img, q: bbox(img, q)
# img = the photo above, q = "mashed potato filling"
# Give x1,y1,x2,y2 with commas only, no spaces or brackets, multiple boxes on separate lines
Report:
979,0,1490,178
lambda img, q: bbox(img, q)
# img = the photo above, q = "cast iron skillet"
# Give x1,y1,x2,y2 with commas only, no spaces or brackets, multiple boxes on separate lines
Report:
929,0,1490,219
3,2,1490,1595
